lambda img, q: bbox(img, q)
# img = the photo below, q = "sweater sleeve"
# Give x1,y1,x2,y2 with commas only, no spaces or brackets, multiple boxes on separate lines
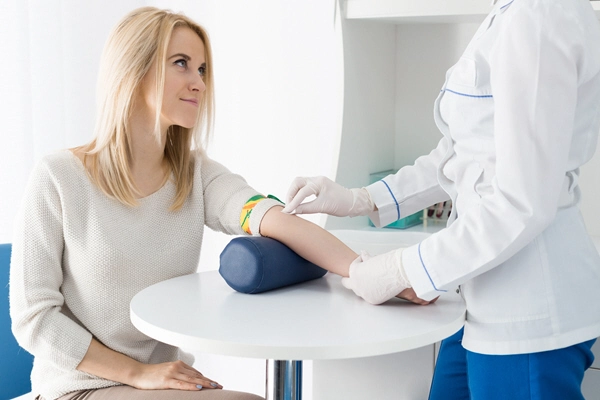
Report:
9,158,93,371
199,151,281,236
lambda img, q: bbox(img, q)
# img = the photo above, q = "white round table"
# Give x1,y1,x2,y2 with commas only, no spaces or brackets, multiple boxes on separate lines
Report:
130,271,465,399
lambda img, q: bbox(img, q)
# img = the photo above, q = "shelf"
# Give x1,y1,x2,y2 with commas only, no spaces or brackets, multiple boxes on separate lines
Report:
345,0,600,24
345,0,495,24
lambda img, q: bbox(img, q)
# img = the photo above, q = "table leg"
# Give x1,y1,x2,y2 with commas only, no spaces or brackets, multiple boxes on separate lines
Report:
265,360,302,400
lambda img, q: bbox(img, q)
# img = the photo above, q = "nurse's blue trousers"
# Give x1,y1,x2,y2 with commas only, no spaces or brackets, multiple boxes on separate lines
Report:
428,328,596,400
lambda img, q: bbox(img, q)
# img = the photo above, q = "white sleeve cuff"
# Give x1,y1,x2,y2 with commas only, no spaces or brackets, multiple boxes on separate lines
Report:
402,243,447,301
365,181,401,228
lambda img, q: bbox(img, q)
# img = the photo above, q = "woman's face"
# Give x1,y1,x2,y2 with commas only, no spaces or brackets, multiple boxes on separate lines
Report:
140,27,206,133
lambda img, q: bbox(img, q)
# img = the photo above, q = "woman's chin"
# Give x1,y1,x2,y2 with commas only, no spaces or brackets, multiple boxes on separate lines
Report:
173,122,196,130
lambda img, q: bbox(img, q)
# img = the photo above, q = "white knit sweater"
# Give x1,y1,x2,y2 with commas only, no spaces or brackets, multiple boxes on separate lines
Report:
9,149,280,400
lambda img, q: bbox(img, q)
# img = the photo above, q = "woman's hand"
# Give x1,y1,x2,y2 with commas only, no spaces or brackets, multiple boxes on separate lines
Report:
77,338,223,391
396,288,439,305
130,360,223,391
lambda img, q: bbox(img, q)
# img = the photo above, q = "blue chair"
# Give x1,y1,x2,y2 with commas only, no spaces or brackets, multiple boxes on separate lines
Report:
1,243,34,400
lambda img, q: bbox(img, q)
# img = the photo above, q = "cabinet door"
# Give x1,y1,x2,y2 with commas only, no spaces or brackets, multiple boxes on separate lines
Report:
312,345,435,400
583,368,600,400
593,339,600,369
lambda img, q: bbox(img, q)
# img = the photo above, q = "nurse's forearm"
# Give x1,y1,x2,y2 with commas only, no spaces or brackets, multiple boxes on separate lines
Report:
259,206,357,277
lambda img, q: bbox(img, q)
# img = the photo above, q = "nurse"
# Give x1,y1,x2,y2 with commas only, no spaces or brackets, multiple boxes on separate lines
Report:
283,0,600,398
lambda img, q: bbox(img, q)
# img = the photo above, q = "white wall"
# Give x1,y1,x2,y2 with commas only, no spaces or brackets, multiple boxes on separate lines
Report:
325,19,397,231
180,0,344,272
394,23,478,168
0,1,144,244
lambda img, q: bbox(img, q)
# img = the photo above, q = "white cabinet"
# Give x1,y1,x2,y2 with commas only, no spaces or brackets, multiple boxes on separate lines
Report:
346,0,493,23
313,346,435,400
324,1,480,232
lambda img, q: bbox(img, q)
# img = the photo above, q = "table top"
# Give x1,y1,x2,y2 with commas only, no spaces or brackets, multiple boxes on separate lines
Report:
130,271,465,361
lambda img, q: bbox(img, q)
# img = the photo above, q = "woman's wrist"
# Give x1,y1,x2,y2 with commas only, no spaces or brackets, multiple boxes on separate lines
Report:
122,358,146,388
77,337,145,387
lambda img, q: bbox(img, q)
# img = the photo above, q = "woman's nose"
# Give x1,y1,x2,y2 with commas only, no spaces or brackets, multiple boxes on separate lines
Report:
190,74,206,92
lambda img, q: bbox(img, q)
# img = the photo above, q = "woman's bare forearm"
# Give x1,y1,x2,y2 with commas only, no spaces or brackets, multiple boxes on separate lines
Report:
77,338,221,390
77,337,142,385
77,337,149,386
259,206,357,277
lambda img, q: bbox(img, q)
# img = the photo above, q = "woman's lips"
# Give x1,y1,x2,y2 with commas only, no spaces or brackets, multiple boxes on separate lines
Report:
181,98,198,107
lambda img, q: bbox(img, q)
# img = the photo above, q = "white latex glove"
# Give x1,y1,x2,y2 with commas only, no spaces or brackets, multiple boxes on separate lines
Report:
341,249,411,305
281,176,374,217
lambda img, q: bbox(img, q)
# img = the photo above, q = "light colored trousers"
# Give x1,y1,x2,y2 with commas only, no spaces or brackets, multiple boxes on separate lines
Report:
43,386,264,400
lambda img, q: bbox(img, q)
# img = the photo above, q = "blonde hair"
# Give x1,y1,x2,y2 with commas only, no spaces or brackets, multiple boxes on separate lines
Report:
79,7,214,210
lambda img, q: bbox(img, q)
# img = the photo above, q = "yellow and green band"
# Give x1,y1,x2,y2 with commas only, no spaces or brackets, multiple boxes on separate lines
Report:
240,194,284,235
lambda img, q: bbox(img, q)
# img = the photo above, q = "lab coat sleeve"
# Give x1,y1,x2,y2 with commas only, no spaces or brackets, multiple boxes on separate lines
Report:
365,137,451,227
402,3,583,300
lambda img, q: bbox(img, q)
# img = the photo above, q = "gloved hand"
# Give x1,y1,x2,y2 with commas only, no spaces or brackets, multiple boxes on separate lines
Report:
341,249,411,305
281,176,374,217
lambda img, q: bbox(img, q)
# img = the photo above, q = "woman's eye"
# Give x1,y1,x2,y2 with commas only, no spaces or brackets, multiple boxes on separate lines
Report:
174,59,187,68
198,66,206,77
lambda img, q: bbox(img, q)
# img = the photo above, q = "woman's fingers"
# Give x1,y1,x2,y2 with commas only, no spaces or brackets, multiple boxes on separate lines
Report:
133,360,223,391
179,363,223,390
396,288,435,305
172,371,222,391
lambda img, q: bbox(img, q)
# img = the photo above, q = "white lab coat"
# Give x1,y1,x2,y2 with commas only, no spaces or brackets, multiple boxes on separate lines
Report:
366,0,600,355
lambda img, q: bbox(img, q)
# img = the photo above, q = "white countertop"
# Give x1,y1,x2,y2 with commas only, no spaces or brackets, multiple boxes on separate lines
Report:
329,225,600,256
130,271,465,361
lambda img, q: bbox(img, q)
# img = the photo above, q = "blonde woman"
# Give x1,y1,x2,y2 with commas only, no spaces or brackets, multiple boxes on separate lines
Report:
9,7,358,400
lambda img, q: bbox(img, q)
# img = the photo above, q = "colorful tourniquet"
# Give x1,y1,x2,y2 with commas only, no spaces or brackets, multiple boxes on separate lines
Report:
240,194,284,235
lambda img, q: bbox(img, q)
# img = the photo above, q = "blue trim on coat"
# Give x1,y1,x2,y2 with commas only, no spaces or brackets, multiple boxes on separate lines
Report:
380,179,400,220
418,243,447,293
444,88,493,99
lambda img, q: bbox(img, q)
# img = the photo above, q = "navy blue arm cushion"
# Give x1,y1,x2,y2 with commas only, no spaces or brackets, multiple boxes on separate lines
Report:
219,236,327,294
